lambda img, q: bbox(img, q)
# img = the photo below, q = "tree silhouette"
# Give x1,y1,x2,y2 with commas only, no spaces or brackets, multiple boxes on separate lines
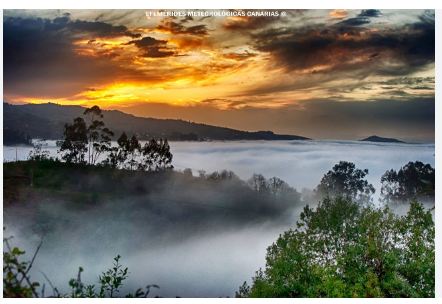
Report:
138,138,173,171
59,117,88,164
59,106,114,165
83,106,113,165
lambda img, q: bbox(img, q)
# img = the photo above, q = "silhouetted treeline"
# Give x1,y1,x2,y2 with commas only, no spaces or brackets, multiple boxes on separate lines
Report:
3,128,32,145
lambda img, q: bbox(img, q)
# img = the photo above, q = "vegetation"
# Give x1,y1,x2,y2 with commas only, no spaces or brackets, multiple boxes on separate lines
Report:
381,161,435,204
236,198,434,298
104,132,173,171
56,105,173,171
3,232,159,298
3,128,32,146
3,121,436,299
315,161,375,204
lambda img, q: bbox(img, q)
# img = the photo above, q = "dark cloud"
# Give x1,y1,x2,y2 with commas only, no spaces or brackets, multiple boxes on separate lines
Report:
337,9,382,27
3,16,152,98
253,12,434,77
223,51,257,60
67,19,141,38
126,36,177,58
358,9,382,17
156,17,208,36
338,17,371,26
379,76,434,87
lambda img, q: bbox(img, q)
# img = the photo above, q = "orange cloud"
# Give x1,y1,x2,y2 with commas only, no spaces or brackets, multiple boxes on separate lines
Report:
329,9,348,19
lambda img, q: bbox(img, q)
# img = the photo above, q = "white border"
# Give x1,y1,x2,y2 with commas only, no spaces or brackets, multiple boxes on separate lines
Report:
1,2,441,303
1,0,442,9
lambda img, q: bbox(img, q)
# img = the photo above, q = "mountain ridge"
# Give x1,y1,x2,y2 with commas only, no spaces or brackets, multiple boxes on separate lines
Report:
3,103,310,142
360,135,405,143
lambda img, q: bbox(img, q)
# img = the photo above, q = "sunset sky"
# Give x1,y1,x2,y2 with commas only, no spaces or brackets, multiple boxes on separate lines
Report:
3,9,435,141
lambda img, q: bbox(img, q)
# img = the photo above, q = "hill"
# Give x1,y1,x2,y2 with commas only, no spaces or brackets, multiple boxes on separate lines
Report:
360,135,405,143
3,103,310,142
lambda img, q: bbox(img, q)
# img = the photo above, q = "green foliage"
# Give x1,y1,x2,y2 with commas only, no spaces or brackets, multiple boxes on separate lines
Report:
66,255,159,298
381,161,435,204
98,255,128,297
315,161,375,203
3,233,41,297
3,233,159,298
239,198,434,298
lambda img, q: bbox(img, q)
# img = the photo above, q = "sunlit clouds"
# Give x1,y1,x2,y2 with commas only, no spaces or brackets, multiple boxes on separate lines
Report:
3,9,435,140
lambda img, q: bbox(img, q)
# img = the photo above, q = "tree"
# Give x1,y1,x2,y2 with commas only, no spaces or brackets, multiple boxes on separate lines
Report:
125,135,141,171
381,161,435,204
315,161,374,203
28,140,50,161
103,132,128,169
238,197,434,298
83,106,114,165
138,138,173,171
58,106,114,165
268,177,294,196
58,117,88,164
248,174,269,193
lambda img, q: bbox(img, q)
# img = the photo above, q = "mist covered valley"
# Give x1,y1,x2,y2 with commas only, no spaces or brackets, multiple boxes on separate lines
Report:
3,140,435,297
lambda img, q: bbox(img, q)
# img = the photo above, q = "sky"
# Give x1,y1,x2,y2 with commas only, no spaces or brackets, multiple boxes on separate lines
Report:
3,9,435,141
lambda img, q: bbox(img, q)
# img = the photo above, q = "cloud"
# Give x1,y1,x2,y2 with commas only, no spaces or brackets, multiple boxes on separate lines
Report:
358,9,382,17
3,15,149,98
156,17,209,36
252,11,434,77
337,9,382,27
126,36,177,58
222,10,285,31
4,14,202,99
329,10,348,19
222,51,257,60
67,19,141,38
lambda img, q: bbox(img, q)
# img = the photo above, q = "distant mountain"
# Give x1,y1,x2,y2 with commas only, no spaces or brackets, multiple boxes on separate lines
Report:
360,135,405,143
3,103,310,143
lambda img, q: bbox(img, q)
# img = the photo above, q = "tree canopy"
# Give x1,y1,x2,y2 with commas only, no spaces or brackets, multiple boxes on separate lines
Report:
237,197,434,298
381,161,435,204
58,105,173,171
315,161,375,203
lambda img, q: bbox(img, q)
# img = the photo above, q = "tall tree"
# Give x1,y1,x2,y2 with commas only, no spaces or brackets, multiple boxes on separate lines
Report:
59,117,88,164
139,138,173,171
103,132,128,169
315,161,375,204
83,106,113,165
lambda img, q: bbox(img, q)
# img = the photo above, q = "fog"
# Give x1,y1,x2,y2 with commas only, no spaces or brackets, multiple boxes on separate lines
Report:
3,140,435,297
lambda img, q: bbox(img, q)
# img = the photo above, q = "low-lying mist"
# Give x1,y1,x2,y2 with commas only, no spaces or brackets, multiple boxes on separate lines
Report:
3,140,435,297
4,167,306,297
